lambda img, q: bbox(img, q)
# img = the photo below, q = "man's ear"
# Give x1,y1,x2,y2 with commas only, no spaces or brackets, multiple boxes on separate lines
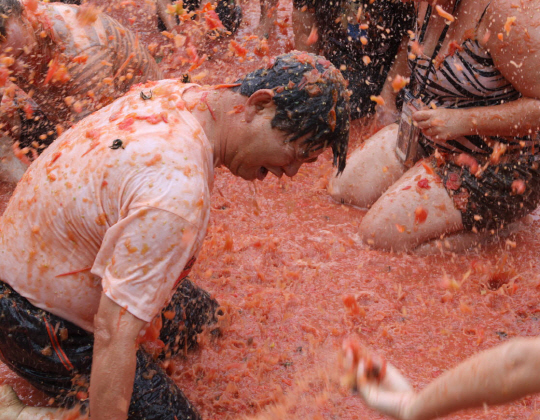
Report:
245,89,275,123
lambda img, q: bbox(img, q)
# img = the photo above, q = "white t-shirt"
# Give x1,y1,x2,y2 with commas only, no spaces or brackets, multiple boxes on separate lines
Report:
0,80,214,332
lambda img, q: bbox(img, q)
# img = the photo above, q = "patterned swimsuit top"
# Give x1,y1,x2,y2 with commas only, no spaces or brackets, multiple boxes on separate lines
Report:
409,3,538,156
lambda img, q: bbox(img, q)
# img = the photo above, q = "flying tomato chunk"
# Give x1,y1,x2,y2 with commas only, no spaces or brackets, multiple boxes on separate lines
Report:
306,26,318,46
511,179,526,195
435,5,455,22
370,95,385,106
229,40,247,58
504,16,516,36
205,10,224,30
391,75,408,93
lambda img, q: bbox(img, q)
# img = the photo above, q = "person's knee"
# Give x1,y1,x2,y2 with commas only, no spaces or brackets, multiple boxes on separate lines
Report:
359,209,414,252
132,351,202,420
328,124,404,209
359,212,393,250
160,279,220,357
328,169,385,209
327,172,351,204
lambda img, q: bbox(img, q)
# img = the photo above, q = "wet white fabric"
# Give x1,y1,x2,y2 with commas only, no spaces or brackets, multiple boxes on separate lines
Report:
0,80,213,331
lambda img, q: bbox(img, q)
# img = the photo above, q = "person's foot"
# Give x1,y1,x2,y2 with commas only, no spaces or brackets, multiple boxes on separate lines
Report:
414,221,525,256
0,385,25,420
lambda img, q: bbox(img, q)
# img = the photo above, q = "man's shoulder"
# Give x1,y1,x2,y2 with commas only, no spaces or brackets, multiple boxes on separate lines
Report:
38,79,210,173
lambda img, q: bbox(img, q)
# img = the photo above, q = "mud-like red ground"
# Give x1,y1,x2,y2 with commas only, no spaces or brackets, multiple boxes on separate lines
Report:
1,1,540,419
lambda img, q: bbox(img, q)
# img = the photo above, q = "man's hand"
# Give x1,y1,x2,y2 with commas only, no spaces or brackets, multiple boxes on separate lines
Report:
342,340,416,420
413,108,472,142
90,294,147,420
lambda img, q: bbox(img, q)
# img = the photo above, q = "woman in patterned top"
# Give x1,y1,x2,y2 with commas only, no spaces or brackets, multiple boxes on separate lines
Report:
0,0,162,171
329,0,540,252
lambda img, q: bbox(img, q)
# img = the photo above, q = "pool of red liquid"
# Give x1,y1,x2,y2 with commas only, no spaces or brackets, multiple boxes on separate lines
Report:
1,1,540,419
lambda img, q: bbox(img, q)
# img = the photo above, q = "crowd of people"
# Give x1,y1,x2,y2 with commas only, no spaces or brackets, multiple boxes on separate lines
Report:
0,0,538,419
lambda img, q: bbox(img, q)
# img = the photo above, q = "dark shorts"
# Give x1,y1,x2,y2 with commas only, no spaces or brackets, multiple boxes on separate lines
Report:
433,155,540,232
17,107,57,157
178,0,240,33
1,94,58,161
291,0,414,119
292,0,317,8
325,45,389,119
0,279,220,420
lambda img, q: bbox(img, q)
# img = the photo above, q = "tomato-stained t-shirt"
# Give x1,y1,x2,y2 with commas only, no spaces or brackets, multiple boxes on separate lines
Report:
0,80,213,332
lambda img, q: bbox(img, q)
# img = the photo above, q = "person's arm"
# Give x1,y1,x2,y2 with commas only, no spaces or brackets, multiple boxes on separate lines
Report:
406,337,540,420
155,0,176,31
412,0,540,142
346,337,540,420
260,0,279,36
90,293,146,420
378,35,411,119
412,97,540,141
292,6,317,52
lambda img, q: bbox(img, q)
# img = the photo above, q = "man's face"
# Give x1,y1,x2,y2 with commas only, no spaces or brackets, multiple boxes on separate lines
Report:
231,126,324,181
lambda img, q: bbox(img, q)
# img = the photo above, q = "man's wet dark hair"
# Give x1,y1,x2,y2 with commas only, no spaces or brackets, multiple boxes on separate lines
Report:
0,0,22,40
234,51,350,174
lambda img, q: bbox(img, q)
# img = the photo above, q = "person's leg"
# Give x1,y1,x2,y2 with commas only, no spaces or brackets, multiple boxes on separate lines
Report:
128,351,201,420
158,277,220,360
292,2,317,51
0,358,202,420
359,160,464,252
215,0,242,34
179,0,241,34
0,352,205,420
0,281,91,419
0,278,217,419
155,0,178,31
0,88,57,183
0,355,203,420
0,284,93,406
124,278,219,419
125,278,219,420
259,0,279,37
328,124,406,209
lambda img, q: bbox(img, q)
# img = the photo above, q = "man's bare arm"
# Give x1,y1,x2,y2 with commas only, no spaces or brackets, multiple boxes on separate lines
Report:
90,294,146,420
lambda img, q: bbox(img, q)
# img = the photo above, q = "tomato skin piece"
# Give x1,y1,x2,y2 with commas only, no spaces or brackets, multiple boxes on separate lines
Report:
415,206,428,224
417,178,430,189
